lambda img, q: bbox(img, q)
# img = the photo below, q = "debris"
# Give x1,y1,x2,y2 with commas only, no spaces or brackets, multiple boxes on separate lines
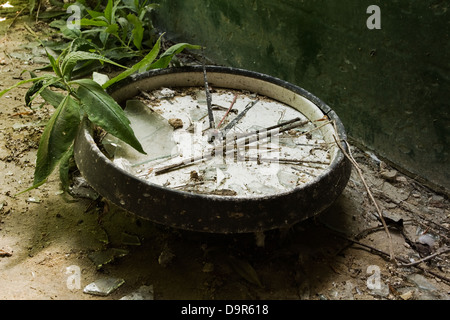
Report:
407,274,437,292
219,99,259,138
26,197,40,203
369,282,389,298
216,93,238,128
254,232,265,248
202,263,214,273
88,248,129,270
210,189,237,196
70,176,99,200
396,176,408,183
168,118,183,129
381,182,409,203
113,157,132,171
428,195,446,208
364,150,381,164
227,255,263,288
156,87,176,99
190,170,200,181
120,285,154,300
245,180,279,195
92,72,109,86
277,169,298,188
158,247,175,267
418,233,436,248
380,169,397,182
108,99,176,168
0,246,13,257
341,281,355,300
121,232,141,246
317,294,328,300
399,290,414,300
83,277,125,296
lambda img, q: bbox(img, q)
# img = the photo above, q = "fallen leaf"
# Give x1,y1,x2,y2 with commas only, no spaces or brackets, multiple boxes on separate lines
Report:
228,255,263,288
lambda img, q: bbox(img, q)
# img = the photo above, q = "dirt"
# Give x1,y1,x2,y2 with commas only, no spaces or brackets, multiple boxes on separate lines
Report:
0,18,449,301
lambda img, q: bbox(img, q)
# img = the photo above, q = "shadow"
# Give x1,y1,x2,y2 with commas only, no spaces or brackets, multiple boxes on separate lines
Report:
2,184,359,300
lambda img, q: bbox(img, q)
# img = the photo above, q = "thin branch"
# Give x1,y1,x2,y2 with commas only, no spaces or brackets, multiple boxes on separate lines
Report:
217,93,238,128
219,99,259,139
201,47,214,131
332,132,396,262
4,7,25,36
399,246,450,267
153,118,308,175
331,231,450,285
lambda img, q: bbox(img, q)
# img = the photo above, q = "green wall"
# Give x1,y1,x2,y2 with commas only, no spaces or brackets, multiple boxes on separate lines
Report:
155,1,450,191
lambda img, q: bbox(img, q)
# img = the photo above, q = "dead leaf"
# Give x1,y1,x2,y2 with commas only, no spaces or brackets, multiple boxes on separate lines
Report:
0,247,13,257
227,255,263,288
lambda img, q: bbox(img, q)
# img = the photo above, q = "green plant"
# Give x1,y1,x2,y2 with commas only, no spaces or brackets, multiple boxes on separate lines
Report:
44,0,159,61
0,35,200,193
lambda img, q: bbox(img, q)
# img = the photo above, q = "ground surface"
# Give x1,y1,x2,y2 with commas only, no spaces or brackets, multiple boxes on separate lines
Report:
0,18,449,300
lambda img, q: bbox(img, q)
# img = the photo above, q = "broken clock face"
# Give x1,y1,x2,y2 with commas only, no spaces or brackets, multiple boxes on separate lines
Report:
102,86,336,198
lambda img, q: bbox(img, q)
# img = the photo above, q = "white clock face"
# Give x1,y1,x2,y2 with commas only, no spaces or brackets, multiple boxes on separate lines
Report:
102,86,336,198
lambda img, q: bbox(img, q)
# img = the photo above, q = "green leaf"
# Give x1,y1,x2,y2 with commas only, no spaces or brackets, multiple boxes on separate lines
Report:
87,9,104,19
102,34,162,89
59,145,74,191
99,31,110,47
34,95,81,186
25,80,44,107
105,23,120,37
102,48,137,61
48,19,65,29
61,51,126,79
29,0,36,15
79,18,109,27
68,37,100,53
104,0,114,24
150,43,202,70
74,78,145,154
26,77,63,107
60,24,82,39
49,0,64,8
26,72,65,107
0,76,49,98
40,88,65,108
15,179,46,196
71,60,104,79
127,13,143,50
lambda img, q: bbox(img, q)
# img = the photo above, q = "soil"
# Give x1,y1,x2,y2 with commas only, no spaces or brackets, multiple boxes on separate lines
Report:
0,18,449,301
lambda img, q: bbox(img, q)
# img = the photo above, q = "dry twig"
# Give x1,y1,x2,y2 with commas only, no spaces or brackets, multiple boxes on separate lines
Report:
332,232,450,285
217,93,238,128
398,246,450,267
332,132,396,262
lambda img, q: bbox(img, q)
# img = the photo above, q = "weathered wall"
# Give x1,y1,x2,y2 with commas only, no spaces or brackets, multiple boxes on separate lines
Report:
153,0,449,193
